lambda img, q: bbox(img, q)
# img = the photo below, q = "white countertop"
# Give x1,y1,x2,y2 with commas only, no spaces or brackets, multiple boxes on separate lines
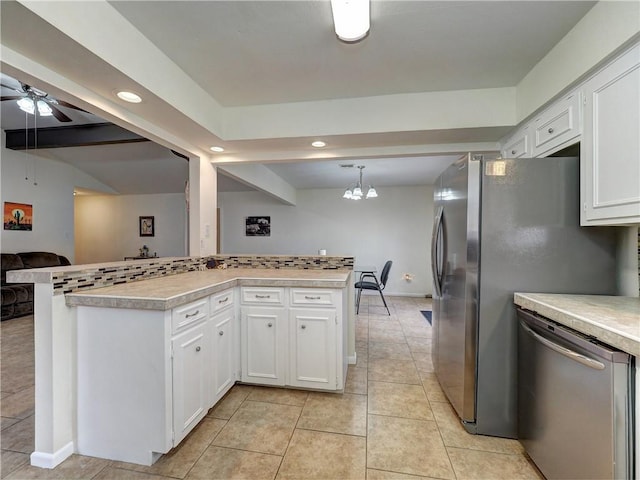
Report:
66,268,351,311
514,293,640,356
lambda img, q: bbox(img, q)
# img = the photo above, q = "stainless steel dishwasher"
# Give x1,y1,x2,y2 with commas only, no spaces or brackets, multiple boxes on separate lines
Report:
517,308,634,480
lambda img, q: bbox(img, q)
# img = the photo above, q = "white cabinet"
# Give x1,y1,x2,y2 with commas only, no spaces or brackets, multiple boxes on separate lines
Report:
532,90,581,157
500,90,581,160
501,124,532,158
581,43,640,226
239,287,346,391
210,288,237,402
172,321,209,445
289,307,337,390
288,288,340,390
240,288,287,386
241,306,287,385
76,281,348,465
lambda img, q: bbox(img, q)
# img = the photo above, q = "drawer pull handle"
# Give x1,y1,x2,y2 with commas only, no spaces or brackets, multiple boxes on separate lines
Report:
218,297,229,304
547,127,554,134
301,325,306,329
219,331,224,336
255,294,271,299
267,322,273,327
511,149,516,155
185,310,200,318
305,296,321,300
195,346,201,352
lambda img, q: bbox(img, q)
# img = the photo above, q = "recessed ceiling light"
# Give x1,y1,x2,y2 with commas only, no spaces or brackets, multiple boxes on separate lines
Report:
116,91,142,103
311,141,326,148
210,146,225,153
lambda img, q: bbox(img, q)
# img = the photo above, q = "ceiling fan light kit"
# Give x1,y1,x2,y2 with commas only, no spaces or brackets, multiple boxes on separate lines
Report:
1,79,85,122
331,0,370,43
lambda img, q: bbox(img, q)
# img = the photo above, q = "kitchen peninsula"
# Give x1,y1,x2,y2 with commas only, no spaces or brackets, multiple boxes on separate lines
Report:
6,256,355,468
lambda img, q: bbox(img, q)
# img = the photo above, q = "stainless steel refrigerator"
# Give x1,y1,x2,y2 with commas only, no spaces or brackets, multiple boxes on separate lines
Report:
430,153,618,438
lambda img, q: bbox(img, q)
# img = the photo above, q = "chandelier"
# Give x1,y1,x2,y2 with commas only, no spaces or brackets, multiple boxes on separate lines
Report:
343,165,378,200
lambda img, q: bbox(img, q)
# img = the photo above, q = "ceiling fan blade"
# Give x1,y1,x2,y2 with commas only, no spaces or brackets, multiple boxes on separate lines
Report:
1,95,24,101
53,99,89,113
1,83,23,93
49,104,73,122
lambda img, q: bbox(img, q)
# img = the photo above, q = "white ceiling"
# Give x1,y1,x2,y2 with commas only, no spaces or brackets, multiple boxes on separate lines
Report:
0,1,597,195
109,1,595,107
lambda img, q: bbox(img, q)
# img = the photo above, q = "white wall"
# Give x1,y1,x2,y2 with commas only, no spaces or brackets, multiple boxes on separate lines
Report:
616,226,640,297
74,193,187,264
516,1,640,121
219,186,434,297
0,140,115,261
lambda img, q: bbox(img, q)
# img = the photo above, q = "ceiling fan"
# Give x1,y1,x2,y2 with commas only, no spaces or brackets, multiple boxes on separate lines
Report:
1,81,87,123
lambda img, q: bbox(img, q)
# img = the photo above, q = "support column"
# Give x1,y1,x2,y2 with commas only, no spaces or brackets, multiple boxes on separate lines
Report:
30,285,75,468
188,156,218,256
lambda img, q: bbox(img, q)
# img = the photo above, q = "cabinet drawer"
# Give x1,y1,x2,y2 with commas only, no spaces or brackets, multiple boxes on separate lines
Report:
533,91,581,156
210,288,234,313
290,289,335,307
502,126,530,158
241,287,284,305
172,299,208,333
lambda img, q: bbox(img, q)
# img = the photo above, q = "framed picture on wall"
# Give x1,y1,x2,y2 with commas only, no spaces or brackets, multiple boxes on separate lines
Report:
139,216,155,237
3,202,33,231
245,216,270,236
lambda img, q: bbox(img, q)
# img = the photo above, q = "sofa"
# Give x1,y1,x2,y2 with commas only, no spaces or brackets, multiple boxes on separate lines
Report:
1,252,71,321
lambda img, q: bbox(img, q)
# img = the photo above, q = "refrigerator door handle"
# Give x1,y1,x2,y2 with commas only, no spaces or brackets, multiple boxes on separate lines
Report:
519,319,605,370
431,206,444,297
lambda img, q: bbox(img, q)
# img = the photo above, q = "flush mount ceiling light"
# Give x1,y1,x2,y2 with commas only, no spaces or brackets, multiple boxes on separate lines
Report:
116,91,142,103
342,165,378,200
210,146,225,153
311,140,326,148
331,0,370,43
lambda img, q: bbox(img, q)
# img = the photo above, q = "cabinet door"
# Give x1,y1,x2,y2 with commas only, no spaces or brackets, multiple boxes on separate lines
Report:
288,308,337,390
172,322,209,445
501,124,531,158
532,90,581,157
581,43,640,225
212,308,236,402
241,307,286,386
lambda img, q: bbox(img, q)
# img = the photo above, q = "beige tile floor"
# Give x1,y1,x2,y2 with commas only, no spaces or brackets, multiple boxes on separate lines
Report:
1,296,544,479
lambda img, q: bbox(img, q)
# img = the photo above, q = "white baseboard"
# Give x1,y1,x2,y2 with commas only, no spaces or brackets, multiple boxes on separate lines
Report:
30,442,74,469
348,353,357,365
359,291,431,298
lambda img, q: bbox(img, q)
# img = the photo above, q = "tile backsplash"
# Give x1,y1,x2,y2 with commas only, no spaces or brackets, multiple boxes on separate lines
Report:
52,255,354,295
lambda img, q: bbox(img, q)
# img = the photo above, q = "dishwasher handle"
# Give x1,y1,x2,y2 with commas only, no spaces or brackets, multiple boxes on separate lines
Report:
519,320,605,370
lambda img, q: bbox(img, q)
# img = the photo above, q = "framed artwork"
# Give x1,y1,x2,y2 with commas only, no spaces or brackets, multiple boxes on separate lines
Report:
139,216,155,237
3,202,33,231
245,216,271,236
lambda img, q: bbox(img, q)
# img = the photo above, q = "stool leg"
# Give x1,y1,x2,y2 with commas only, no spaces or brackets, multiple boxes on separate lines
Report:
356,287,362,314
